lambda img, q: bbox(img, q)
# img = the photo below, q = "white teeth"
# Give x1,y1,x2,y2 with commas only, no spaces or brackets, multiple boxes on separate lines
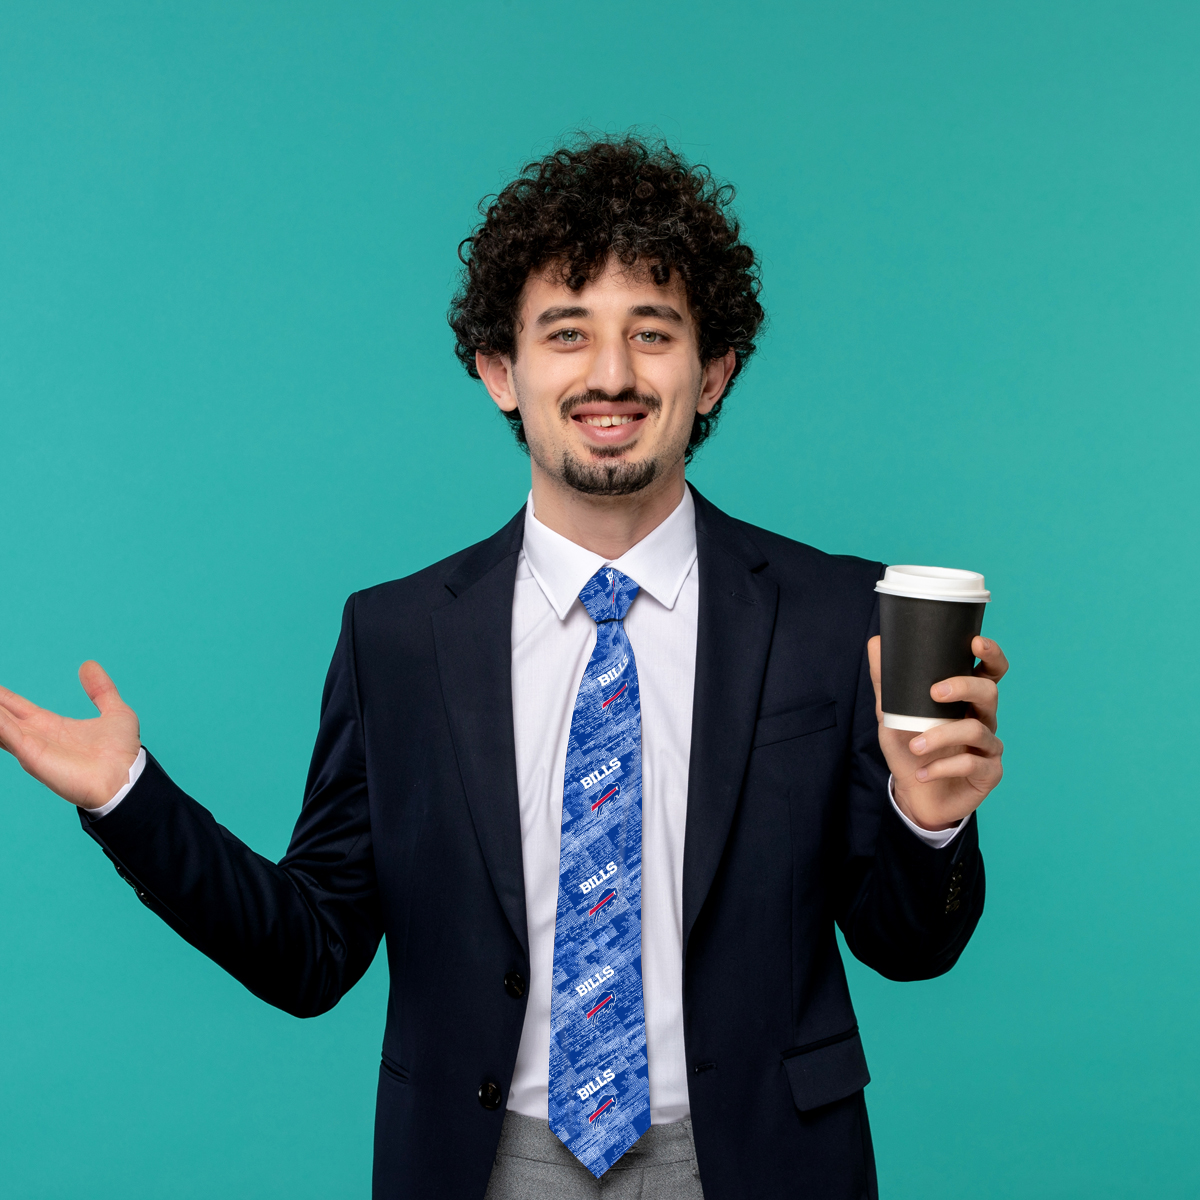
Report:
582,415,636,427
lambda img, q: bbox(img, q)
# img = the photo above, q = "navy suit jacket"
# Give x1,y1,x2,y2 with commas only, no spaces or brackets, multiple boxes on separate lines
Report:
82,488,984,1199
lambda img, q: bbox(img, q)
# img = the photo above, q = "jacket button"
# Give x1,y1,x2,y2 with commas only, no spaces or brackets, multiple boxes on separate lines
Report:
478,1081,502,1110
504,971,526,999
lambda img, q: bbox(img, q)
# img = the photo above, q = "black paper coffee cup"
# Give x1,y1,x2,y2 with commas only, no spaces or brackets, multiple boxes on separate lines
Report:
875,566,990,732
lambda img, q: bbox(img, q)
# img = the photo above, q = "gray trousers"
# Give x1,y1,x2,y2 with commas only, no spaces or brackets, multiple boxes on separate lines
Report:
484,1110,705,1200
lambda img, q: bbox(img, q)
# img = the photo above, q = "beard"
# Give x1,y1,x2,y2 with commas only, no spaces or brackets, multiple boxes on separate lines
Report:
559,448,661,496
525,387,669,497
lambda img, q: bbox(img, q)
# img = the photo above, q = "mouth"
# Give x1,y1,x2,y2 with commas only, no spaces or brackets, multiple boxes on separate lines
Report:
566,400,651,446
577,413,641,428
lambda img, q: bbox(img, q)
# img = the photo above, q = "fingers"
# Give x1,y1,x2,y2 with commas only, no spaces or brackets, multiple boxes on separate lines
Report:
0,683,39,721
908,716,1003,790
912,748,1003,790
930,674,999,729
78,661,126,715
0,703,25,756
909,717,1002,762
972,637,1008,682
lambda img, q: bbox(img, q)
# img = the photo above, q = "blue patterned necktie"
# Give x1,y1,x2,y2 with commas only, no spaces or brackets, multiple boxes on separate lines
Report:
548,566,651,1177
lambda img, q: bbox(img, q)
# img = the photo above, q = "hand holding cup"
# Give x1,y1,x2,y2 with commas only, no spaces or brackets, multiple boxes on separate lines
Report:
867,566,1009,831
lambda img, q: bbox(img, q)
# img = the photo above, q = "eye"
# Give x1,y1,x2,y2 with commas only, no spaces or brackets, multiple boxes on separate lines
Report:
636,330,667,344
552,328,582,343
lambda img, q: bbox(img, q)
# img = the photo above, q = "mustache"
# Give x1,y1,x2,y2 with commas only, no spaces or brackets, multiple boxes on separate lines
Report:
558,389,662,420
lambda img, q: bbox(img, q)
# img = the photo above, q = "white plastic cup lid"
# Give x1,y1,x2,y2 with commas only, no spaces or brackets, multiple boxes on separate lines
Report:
874,565,990,603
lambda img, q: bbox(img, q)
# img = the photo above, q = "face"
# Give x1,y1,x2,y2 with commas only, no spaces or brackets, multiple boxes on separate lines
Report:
477,258,735,497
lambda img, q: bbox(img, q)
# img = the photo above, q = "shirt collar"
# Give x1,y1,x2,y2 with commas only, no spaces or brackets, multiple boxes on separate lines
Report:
521,486,698,621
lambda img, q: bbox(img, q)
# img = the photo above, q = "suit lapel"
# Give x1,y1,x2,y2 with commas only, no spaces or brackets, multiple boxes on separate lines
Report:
431,508,530,956
682,488,779,953
429,490,777,960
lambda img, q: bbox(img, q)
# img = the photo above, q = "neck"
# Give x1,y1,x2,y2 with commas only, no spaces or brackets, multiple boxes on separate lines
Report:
529,459,687,559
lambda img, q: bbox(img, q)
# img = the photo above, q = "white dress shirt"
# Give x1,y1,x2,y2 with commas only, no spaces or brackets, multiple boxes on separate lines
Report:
505,488,963,1125
507,487,702,1124
94,488,964,1125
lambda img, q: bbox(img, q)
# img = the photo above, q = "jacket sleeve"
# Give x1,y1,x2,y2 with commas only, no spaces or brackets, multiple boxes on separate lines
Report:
79,594,382,1017
834,593,985,981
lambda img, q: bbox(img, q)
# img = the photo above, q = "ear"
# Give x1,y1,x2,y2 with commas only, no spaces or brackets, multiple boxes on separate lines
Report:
476,351,519,413
697,349,737,415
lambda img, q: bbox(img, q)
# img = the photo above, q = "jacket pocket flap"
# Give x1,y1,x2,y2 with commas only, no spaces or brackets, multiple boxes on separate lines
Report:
754,701,837,748
782,1029,870,1112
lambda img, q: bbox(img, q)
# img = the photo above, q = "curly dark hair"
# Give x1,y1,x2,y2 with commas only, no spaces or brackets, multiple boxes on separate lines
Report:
448,134,765,459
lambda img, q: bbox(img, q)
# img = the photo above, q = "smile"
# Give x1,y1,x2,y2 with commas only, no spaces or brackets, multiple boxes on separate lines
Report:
577,414,642,427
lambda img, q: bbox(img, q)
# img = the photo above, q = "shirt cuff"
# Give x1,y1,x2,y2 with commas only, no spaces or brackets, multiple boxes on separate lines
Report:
88,747,146,820
888,775,967,849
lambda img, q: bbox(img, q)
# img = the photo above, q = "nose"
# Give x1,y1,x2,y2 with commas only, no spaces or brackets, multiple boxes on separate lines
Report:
583,330,638,398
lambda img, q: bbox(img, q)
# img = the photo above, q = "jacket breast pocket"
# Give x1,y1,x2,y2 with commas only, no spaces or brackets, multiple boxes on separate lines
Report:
782,1027,870,1112
753,700,837,749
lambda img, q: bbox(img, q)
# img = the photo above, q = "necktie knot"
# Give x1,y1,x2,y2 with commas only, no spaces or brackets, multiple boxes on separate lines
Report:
579,567,639,624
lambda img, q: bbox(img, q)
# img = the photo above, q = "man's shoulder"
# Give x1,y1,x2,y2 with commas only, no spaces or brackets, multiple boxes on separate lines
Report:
346,506,525,627
695,491,884,598
741,518,883,589
711,512,884,656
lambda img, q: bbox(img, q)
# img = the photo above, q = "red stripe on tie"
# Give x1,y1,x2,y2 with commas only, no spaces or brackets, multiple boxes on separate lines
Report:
601,683,627,708
585,994,613,1019
589,1098,614,1123
588,890,617,916
591,787,617,811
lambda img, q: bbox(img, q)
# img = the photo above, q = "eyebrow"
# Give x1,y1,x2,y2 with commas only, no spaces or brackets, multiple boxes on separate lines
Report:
534,303,685,326
628,304,684,323
535,305,589,326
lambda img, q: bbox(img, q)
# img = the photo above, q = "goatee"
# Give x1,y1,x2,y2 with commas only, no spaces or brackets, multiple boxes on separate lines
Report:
559,451,660,496
526,387,667,497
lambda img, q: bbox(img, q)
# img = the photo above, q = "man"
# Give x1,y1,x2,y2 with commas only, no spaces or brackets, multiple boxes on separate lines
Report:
0,136,1006,1199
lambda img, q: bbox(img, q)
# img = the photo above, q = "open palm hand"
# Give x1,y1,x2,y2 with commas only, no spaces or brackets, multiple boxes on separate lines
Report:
0,662,141,809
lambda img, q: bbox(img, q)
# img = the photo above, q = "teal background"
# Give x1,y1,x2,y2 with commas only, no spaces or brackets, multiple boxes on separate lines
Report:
2,2,1197,1196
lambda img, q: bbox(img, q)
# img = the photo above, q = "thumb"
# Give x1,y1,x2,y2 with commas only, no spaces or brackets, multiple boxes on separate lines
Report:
79,661,126,715
866,635,883,717
867,635,881,689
